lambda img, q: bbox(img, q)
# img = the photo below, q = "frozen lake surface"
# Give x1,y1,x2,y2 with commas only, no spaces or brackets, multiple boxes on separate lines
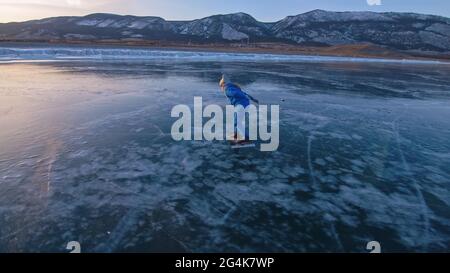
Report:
0,48,450,252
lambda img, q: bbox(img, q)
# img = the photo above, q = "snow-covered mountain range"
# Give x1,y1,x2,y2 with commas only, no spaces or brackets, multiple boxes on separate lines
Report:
1,10,449,52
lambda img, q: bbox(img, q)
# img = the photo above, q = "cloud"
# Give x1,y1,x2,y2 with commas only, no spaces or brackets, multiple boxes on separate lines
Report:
0,0,137,22
367,0,382,6
66,0,81,7
0,0,123,9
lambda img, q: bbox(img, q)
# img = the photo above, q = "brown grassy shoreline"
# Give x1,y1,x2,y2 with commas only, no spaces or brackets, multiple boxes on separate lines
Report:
1,39,450,62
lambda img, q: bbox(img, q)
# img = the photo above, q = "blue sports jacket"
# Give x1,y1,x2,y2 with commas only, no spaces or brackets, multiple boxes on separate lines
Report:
224,83,250,108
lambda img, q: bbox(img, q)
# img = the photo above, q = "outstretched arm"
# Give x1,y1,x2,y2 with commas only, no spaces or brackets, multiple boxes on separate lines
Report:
243,91,259,104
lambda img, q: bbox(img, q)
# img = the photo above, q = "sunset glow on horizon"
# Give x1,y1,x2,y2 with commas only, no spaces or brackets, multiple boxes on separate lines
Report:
1,0,450,23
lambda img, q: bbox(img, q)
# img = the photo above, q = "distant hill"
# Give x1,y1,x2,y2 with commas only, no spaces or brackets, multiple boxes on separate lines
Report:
1,10,449,52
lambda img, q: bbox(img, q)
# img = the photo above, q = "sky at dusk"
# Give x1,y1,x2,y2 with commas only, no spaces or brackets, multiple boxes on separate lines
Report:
1,0,450,23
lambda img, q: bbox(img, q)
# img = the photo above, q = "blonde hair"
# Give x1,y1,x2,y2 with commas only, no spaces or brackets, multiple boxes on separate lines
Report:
219,77,226,87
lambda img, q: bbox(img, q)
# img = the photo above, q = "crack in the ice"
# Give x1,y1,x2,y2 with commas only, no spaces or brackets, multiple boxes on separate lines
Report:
329,221,345,252
392,118,431,251
307,135,317,185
